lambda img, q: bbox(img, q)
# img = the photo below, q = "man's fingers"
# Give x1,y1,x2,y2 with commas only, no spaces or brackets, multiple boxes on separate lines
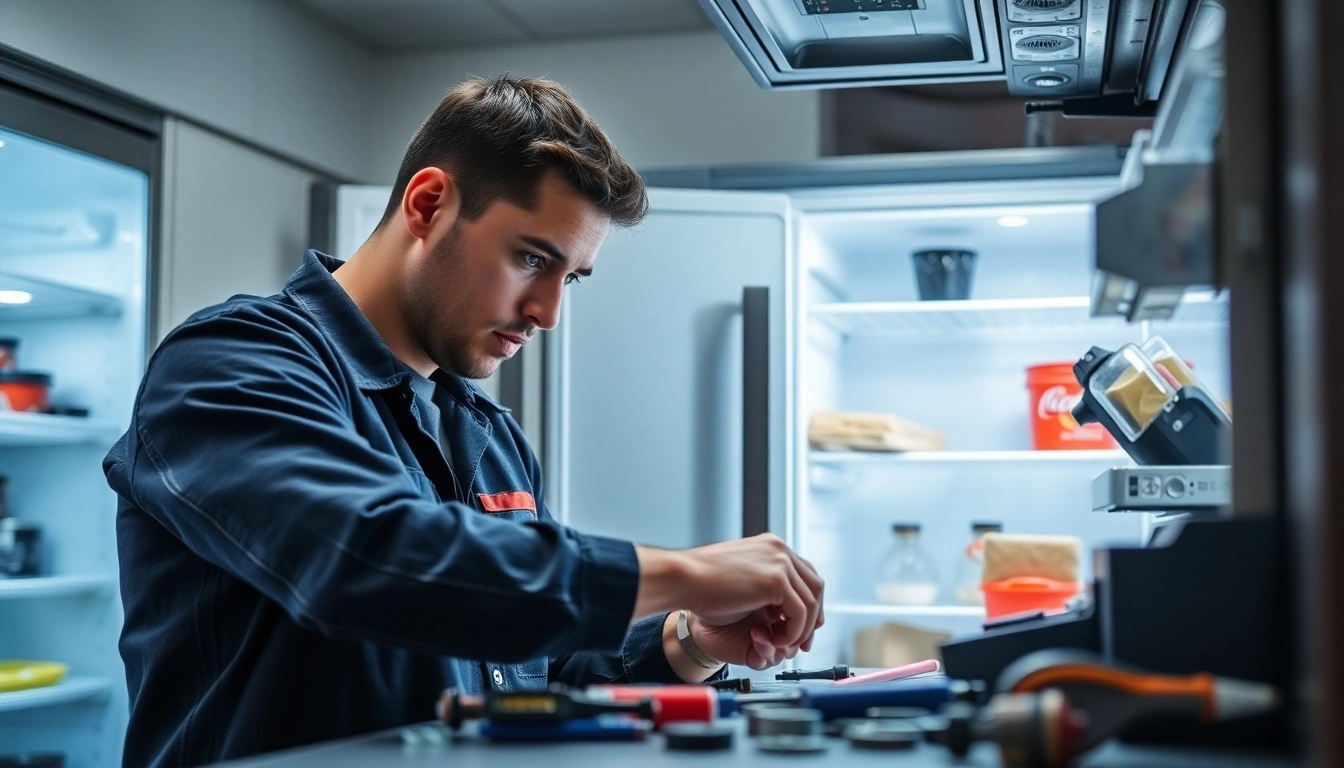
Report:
775,563,817,649
750,625,775,665
795,554,824,593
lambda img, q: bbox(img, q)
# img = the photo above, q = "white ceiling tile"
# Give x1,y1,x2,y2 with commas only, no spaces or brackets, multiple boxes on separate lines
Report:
292,0,533,51
487,0,713,40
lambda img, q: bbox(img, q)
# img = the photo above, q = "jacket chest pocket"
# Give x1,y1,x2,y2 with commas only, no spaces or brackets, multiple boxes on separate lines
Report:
476,491,537,523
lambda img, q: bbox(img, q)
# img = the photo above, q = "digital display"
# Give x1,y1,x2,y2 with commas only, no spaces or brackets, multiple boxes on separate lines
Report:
802,0,922,14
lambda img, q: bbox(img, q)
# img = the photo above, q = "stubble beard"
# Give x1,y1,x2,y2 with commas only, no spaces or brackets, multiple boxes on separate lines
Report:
406,225,499,380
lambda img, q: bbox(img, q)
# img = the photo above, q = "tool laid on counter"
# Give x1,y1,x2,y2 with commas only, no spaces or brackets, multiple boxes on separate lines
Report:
708,677,753,692
588,684,719,728
478,716,651,743
437,686,654,731
832,658,940,687
776,664,850,681
798,675,979,718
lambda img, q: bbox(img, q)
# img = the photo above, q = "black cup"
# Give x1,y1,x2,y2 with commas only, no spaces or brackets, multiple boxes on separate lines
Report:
0,518,41,577
912,249,977,301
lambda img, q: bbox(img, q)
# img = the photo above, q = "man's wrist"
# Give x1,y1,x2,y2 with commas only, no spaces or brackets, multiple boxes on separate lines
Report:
633,546,695,621
661,611,724,683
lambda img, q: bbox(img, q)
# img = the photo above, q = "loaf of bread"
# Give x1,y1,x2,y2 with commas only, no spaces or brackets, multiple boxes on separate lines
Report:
808,411,946,452
981,533,1081,584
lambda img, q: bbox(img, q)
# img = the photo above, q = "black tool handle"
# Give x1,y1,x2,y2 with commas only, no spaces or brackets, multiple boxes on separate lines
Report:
777,665,851,681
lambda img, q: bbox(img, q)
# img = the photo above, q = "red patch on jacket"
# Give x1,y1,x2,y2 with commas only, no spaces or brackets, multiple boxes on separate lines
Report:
477,491,537,514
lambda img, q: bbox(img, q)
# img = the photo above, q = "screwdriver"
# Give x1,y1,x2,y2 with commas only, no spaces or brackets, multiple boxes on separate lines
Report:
437,686,654,730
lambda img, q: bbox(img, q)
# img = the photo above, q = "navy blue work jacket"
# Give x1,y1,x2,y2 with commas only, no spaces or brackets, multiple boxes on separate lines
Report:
104,251,685,768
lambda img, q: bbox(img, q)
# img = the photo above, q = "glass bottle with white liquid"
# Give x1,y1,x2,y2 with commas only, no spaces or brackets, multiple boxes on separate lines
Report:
875,523,940,606
955,521,1003,605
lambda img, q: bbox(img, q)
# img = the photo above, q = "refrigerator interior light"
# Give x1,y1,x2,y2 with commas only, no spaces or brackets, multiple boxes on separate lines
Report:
997,215,1030,227
0,290,34,305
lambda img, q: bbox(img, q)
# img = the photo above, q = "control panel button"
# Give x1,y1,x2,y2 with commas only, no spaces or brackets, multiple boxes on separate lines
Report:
1164,476,1188,499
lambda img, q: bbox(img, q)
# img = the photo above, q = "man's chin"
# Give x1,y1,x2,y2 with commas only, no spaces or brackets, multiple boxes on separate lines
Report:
457,356,503,380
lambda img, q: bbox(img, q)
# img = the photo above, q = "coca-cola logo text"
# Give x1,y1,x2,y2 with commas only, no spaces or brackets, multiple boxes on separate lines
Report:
1037,385,1081,419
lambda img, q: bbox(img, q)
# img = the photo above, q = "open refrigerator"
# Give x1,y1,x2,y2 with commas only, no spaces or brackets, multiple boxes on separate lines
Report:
552,155,1229,673
327,149,1230,675
0,115,150,764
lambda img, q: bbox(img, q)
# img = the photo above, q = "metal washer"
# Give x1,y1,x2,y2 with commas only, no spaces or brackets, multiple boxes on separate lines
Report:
758,734,828,754
663,722,734,751
751,707,823,737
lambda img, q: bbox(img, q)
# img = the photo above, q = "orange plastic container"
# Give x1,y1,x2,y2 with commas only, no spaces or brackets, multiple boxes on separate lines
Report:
982,577,1080,620
1026,363,1117,450
0,372,50,413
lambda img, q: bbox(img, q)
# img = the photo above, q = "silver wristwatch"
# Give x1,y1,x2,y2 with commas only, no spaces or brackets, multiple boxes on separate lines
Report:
676,610,724,670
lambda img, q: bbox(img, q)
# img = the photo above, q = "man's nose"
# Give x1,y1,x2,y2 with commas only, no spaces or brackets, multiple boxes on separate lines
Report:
523,279,564,331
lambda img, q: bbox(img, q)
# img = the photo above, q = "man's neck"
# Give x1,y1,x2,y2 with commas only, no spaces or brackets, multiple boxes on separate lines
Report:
332,242,438,378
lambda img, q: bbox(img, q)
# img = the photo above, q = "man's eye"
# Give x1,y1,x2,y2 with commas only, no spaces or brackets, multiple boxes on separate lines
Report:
522,252,543,268
565,274,583,286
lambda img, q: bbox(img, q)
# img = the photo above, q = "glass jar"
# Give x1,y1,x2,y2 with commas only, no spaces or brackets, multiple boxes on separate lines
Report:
875,523,939,605
955,521,1003,605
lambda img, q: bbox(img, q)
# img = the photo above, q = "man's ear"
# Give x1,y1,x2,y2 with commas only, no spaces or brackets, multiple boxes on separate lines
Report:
401,167,461,241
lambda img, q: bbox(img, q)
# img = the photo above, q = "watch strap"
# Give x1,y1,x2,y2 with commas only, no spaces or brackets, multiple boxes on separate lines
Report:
676,610,723,670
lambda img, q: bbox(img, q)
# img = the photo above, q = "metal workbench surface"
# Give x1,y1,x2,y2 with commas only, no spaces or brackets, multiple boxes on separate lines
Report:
212,719,1301,768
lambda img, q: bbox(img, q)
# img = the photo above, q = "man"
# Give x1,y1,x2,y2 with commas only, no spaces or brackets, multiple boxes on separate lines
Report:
105,75,824,767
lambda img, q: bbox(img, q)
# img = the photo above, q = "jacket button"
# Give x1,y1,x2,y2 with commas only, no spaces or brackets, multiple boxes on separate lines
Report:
492,669,504,686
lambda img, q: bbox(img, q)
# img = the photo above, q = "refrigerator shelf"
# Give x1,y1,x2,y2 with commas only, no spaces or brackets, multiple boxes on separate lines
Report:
0,575,114,600
810,449,1130,464
810,292,1227,338
827,603,986,618
0,411,121,446
0,271,123,320
0,677,111,714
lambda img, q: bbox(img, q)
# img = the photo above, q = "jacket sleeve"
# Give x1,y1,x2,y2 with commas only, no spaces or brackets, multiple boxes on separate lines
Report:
514,438,727,686
106,306,639,662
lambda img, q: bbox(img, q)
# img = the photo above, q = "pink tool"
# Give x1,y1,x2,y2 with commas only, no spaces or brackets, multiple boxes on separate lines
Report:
831,659,941,687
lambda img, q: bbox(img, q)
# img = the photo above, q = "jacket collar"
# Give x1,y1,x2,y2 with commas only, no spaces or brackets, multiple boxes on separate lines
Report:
284,250,506,412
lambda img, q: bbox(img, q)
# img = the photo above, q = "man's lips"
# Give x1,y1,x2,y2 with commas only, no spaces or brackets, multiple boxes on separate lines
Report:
492,332,528,357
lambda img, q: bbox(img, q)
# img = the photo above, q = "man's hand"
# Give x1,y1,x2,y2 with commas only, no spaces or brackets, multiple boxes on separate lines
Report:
636,534,825,675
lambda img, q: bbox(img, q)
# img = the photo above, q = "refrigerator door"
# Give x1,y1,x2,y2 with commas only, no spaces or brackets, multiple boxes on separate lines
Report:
554,189,791,549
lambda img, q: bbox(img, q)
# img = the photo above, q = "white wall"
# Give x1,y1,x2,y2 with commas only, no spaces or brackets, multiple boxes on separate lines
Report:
0,0,376,182
157,120,321,340
367,32,821,184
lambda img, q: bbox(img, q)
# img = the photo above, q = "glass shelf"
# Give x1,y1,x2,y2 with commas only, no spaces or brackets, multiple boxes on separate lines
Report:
811,292,1227,338
0,271,122,321
0,411,121,447
827,603,986,618
810,449,1130,465
0,575,114,600
0,677,111,713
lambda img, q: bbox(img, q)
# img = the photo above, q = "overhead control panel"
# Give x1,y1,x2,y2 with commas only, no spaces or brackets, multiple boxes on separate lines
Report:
997,0,1109,98
699,0,1199,106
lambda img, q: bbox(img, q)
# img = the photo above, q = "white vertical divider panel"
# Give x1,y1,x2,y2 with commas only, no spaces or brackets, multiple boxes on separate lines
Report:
555,189,791,549
157,120,318,343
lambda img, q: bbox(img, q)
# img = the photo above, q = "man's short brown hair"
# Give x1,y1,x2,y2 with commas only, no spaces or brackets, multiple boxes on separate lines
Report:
377,75,647,231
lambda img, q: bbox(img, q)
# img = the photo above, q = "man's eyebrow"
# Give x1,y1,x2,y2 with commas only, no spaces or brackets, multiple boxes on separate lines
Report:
521,235,593,277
